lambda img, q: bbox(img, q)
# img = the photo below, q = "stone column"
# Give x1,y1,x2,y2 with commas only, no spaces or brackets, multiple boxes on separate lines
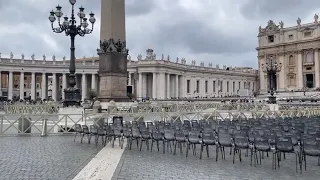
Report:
315,49,320,88
297,52,303,88
20,72,24,99
8,71,13,100
0,71,2,96
158,72,165,99
31,72,36,100
52,73,57,101
41,73,47,100
181,75,185,98
91,74,96,90
175,75,179,98
128,73,132,86
81,73,87,101
138,73,143,99
62,73,67,100
278,54,286,91
167,73,171,98
152,72,157,99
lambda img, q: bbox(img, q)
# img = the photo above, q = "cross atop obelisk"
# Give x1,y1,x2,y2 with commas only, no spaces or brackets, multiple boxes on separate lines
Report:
97,0,129,102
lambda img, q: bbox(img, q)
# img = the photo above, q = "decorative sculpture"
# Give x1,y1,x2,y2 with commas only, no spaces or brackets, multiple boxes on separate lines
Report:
208,62,212,67
297,17,301,26
137,54,142,60
63,56,66,61
31,53,35,60
152,53,156,60
43,54,46,61
0,53,1,58
52,55,56,61
279,21,284,29
315,14,319,23
161,53,164,60
176,57,179,63
128,55,131,60
181,58,186,64
259,26,262,32
167,55,170,61
10,52,13,59
82,56,86,59
200,62,204,67
21,53,25,60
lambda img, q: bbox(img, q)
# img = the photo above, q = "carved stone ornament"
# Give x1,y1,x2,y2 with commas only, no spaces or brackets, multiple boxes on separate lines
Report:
279,21,284,29
21,53,24,60
10,52,13,59
176,57,179,63
167,55,170,61
297,17,301,26
43,54,46,61
137,54,142,61
161,53,164,60
63,56,66,61
315,14,319,23
31,53,35,60
52,55,56,61
128,55,131,60
97,38,129,55
265,20,280,35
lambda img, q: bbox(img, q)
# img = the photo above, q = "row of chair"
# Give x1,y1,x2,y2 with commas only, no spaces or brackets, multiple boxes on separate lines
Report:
74,116,320,172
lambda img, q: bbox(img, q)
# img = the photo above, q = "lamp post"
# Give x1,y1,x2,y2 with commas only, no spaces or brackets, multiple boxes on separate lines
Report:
261,56,282,104
48,0,96,106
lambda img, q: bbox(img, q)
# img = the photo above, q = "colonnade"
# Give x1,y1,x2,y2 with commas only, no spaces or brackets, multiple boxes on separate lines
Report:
0,71,98,101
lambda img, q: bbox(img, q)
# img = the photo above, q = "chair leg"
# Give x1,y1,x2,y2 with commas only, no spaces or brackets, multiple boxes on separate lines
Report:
151,140,154,152
157,141,160,152
200,144,203,159
80,134,84,143
233,148,236,164
206,145,209,158
186,143,189,158
139,139,143,151
174,141,177,155
88,134,92,144
304,153,307,171
180,142,183,154
216,146,219,161
74,132,77,142
239,149,242,162
95,135,98,146
163,141,166,154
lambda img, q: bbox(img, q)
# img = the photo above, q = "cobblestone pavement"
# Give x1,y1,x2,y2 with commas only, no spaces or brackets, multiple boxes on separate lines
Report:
0,135,103,180
112,142,320,180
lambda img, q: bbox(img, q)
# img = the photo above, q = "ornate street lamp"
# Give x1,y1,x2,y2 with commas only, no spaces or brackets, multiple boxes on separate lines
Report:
48,0,96,106
261,56,282,104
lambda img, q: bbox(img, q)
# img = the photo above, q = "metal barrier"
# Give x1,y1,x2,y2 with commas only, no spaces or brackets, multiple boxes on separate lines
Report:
3,104,60,114
1,108,320,136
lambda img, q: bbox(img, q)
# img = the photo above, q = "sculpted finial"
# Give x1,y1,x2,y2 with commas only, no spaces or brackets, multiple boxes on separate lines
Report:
63,56,66,61
128,55,131,60
315,14,319,23
279,21,284,29
10,52,13,59
52,54,56,61
297,17,301,26
176,57,179,63
161,53,164,60
137,54,142,61
21,53,24,60
43,54,46,61
167,55,170,61
31,53,35,60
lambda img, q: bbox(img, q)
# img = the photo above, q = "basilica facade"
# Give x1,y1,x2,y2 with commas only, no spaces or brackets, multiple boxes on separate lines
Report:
257,15,320,94
0,49,258,101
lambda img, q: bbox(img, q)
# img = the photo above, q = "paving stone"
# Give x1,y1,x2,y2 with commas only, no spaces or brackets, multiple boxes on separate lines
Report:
112,142,320,180
0,135,103,180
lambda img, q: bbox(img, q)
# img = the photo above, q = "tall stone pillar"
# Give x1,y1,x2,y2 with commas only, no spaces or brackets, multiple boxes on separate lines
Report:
167,74,171,98
314,49,320,88
98,0,129,102
138,73,143,99
20,72,24,99
175,75,179,98
278,53,286,91
31,72,36,100
158,73,165,99
0,71,2,96
42,73,47,100
81,73,87,101
62,73,67,100
8,71,13,100
152,72,157,99
52,73,57,101
297,51,303,88
91,74,96,90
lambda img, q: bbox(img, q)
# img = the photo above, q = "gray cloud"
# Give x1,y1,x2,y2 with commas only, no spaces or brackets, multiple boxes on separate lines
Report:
240,0,319,20
0,0,318,69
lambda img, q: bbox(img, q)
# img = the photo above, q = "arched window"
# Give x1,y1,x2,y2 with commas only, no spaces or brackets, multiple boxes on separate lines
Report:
289,55,294,65
306,52,314,63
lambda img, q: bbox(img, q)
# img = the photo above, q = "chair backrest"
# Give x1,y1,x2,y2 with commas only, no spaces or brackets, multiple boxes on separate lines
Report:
132,128,141,137
218,132,232,144
202,132,215,141
75,124,82,132
164,129,174,139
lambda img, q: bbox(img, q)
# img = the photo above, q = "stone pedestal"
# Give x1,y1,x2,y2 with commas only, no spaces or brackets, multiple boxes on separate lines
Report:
97,39,129,102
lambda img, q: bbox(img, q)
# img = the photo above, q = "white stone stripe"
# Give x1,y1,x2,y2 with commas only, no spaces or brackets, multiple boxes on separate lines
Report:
73,141,126,180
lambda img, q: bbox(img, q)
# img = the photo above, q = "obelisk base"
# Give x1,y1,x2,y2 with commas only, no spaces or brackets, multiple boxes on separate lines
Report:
98,73,129,102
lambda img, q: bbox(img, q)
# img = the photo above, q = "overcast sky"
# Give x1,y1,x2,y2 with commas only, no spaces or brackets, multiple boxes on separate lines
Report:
0,0,319,68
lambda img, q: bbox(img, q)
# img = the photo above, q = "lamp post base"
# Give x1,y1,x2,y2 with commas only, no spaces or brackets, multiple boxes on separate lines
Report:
63,87,81,107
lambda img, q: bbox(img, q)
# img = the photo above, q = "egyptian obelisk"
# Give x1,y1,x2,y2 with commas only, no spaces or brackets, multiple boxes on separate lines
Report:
97,0,129,102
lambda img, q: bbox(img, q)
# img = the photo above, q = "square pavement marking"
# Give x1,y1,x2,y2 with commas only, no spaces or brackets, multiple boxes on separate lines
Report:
0,135,103,180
